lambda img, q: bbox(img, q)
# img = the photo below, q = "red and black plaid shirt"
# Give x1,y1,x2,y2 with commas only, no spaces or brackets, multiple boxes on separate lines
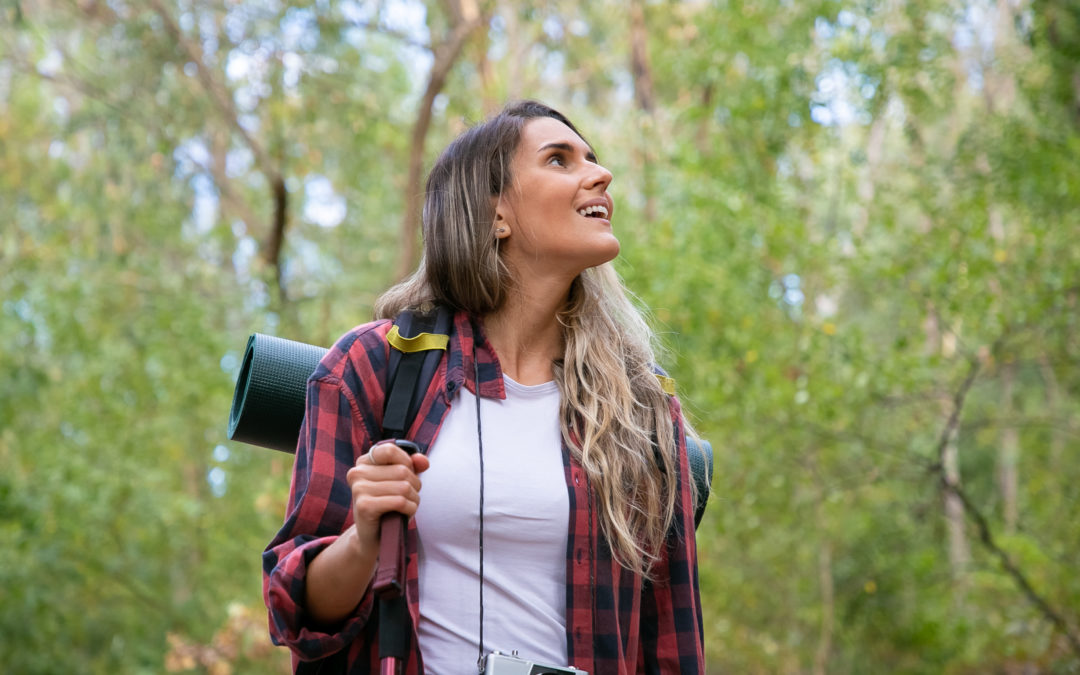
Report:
263,311,705,673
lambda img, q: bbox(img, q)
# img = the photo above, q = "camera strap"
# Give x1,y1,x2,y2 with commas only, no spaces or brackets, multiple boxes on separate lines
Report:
474,353,487,673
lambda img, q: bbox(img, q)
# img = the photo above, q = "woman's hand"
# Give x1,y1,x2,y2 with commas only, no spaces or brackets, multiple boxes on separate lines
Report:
346,441,431,552
302,443,428,624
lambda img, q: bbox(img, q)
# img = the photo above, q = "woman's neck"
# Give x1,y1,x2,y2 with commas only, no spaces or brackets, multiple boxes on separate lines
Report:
483,283,568,385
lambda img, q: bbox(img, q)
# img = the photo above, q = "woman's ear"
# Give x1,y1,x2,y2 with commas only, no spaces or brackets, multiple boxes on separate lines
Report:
492,198,512,239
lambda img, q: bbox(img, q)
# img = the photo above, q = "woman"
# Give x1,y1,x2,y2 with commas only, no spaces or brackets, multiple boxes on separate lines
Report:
263,100,704,674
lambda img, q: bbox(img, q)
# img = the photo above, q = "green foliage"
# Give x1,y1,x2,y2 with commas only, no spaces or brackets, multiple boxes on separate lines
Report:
2,1,1079,673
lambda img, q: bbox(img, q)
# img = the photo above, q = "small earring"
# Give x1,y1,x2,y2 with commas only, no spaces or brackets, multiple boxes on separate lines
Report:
497,228,506,233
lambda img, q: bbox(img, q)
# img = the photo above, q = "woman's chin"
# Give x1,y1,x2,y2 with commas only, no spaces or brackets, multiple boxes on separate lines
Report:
580,242,621,273
596,235,621,264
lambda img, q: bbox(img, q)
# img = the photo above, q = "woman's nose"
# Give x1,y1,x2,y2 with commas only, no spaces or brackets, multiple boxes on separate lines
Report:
583,162,613,191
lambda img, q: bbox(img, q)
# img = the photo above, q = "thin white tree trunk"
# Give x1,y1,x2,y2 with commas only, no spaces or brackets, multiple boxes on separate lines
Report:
813,510,834,675
943,424,970,581
926,310,971,584
1038,356,1065,472
998,363,1019,534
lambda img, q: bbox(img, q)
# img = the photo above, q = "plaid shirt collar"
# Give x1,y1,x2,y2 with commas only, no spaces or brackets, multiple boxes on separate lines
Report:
440,311,507,404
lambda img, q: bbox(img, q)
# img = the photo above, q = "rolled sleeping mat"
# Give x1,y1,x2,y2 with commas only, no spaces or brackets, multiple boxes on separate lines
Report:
687,437,713,529
226,332,714,524
227,333,328,453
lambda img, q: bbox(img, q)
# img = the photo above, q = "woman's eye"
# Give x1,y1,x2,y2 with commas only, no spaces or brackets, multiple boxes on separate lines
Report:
547,155,566,167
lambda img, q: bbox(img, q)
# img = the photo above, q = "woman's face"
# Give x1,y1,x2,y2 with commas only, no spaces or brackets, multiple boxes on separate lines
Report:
494,116,618,283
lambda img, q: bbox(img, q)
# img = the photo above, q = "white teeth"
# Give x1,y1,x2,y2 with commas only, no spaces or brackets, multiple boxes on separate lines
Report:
577,205,609,218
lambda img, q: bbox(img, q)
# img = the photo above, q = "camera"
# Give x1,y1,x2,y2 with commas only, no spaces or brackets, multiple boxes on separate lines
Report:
480,651,588,675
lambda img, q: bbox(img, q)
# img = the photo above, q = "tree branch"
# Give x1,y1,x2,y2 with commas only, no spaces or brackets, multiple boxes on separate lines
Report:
148,0,288,294
932,354,1080,658
943,478,1080,656
342,18,432,52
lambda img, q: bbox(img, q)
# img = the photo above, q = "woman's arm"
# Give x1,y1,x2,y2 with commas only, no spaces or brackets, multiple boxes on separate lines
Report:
262,328,427,660
263,375,373,658
304,441,428,623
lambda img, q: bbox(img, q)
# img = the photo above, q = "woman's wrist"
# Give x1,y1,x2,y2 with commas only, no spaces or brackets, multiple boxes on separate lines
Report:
346,521,379,561
304,524,380,625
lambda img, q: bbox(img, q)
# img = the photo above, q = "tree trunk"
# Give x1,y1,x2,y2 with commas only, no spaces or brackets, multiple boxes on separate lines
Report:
943,423,970,585
504,4,524,102
395,0,482,280
813,475,834,675
985,0,1023,535
853,114,887,238
473,13,498,117
629,0,655,114
813,536,834,675
696,82,713,154
1038,356,1065,472
998,362,1019,535
926,309,971,585
628,0,657,224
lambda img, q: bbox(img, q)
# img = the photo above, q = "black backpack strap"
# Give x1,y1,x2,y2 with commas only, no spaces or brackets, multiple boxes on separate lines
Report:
375,305,452,670
382,306,452,440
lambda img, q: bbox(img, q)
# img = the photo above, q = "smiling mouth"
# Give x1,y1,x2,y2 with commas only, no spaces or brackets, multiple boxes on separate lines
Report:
577,205,609,219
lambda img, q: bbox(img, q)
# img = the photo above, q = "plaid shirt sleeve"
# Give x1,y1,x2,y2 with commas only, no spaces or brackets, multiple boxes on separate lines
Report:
637,395,706,673
261,321,391,663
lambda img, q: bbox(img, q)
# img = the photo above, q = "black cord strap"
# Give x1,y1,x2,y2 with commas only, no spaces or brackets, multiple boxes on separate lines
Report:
474,354,486,672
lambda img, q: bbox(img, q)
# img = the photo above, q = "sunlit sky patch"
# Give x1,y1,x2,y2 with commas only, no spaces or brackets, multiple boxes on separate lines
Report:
302,174,347,228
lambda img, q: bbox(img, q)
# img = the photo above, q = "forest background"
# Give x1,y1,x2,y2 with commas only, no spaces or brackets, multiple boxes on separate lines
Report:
2,0,1079,673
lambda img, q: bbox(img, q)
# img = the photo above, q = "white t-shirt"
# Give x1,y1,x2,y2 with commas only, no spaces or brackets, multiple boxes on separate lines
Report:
414,376,569,675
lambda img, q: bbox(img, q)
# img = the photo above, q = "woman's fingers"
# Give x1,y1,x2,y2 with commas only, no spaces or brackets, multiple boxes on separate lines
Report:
410,453,430,474
348,480,420,541
347,460,423,491
354,492,421,521
352,472,421,502
346,442,428,539
362,440,415,468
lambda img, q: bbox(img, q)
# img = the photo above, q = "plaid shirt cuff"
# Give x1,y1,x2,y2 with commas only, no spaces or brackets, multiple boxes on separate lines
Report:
265,535,375,661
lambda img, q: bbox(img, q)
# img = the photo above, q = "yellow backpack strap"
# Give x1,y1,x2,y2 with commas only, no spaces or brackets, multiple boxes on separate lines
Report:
382,307,452,439
386,324,449,353
654,373,676,396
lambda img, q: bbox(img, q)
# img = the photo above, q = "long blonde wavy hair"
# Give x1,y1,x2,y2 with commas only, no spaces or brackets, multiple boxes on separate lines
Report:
376,100,683,576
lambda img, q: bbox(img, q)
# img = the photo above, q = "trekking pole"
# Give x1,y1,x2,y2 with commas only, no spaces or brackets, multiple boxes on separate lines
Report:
372,441,418,674
374,511,409,674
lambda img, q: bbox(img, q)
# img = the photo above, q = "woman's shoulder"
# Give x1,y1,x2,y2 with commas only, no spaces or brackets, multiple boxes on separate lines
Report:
310,318,395,384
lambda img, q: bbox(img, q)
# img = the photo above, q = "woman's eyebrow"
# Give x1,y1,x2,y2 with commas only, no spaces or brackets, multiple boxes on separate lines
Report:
537,141,598,162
